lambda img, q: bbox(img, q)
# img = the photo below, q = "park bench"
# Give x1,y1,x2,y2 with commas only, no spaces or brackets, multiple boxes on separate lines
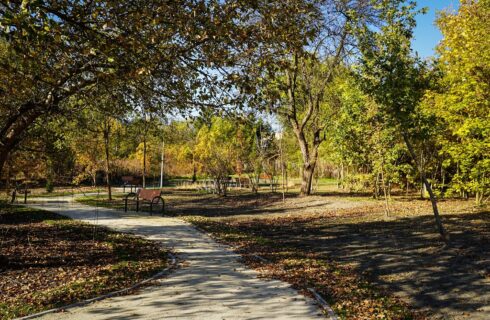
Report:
121,176,142,193
124,188,165,215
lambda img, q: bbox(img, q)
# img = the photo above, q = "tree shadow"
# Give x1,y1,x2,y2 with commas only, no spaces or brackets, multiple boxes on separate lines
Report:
165,191,288,217
241,211,490,318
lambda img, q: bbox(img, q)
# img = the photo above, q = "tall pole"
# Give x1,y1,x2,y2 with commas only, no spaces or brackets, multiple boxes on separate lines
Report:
159,139,164,188
279,131,285,202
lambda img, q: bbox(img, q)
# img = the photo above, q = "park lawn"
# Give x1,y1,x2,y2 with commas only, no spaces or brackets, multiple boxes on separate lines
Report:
183,197,489,320
76,192,165,214
76,193,128,211
0,203,169,320
29,189,104,198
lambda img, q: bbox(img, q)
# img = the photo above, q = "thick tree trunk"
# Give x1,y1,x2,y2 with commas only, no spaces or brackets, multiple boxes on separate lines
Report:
292,126,321,197
300,162,316,196
403,134,449,242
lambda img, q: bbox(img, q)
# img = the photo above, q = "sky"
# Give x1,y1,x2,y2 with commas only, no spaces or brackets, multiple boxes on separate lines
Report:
412,0,460,58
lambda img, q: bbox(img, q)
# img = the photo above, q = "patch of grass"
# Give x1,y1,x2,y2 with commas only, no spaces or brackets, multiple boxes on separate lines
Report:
76,194,126,210
76,194,163,214
0,204,169,320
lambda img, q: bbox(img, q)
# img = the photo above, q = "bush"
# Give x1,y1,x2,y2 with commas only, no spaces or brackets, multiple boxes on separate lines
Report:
45,180,54,193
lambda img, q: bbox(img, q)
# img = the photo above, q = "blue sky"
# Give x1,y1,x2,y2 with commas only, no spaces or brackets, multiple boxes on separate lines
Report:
412,0,460,58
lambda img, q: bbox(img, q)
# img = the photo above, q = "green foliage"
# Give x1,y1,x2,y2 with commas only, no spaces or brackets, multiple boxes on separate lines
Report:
194,117,239,194
45,180,54,193
423,0,490,203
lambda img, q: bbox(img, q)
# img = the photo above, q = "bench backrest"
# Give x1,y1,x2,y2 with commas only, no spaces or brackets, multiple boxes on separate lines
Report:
137,189,162,201
122,176,133,184
122,176,143,185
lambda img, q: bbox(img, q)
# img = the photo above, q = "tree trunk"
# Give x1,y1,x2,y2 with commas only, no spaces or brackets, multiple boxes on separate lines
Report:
192,154,197,182
381,167,390,217
0,151,8,184
300,162,316,196
476,191,483,205
103,122,112,201
0,98,59,179
406,174,410,197
374,172,380,199
403,134,449,242
291,123,321,197
4,158,11,197
340,162,345,189
142,137,147,188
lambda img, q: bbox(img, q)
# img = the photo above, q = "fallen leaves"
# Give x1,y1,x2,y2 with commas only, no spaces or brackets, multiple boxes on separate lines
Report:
0,203,168,319
185,204,489,320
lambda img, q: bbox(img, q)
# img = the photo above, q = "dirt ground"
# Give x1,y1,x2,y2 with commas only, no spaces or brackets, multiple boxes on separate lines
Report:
164,189,374,217
164,189,489,319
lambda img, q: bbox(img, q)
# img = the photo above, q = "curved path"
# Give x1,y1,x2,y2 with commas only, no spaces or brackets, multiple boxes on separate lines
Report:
26,198,327,320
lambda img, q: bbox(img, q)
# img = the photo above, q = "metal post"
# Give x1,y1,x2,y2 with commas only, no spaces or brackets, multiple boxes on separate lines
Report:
160,139,164,188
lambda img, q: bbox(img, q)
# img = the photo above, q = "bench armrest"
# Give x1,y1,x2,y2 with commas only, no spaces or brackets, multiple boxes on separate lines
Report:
124,192,137,200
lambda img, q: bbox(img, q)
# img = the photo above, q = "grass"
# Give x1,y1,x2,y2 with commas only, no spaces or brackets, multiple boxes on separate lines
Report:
75,193,164,215
76,194,127,210
0,202,169,320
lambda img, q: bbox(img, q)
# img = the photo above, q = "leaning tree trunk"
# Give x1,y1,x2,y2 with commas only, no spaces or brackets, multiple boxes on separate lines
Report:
0,103,47,180
403,134,449,242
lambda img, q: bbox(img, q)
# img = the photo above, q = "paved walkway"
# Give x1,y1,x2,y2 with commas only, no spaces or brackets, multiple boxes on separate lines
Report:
27,199,326,320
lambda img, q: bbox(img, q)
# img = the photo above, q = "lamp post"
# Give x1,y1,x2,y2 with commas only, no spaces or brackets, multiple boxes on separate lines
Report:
159,138,164,189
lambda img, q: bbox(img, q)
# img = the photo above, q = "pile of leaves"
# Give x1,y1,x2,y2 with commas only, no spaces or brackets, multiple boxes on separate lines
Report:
0,203,169,319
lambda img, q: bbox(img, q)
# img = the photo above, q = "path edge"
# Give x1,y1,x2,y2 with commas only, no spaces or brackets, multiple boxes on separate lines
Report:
188,222,339,320
14,253,177,320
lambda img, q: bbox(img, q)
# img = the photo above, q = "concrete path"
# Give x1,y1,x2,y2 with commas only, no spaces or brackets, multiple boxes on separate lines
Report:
27,199,326,320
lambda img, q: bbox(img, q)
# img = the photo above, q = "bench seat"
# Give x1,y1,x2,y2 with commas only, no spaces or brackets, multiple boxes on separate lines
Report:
124,189,165,215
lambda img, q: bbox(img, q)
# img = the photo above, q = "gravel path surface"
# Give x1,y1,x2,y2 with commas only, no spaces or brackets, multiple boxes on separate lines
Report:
26,199,326,320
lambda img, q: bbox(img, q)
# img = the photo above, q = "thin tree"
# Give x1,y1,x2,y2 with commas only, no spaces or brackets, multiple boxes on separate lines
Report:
357,2,449,241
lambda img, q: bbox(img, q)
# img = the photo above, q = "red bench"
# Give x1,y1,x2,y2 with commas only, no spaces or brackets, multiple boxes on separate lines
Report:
124,189,165,215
